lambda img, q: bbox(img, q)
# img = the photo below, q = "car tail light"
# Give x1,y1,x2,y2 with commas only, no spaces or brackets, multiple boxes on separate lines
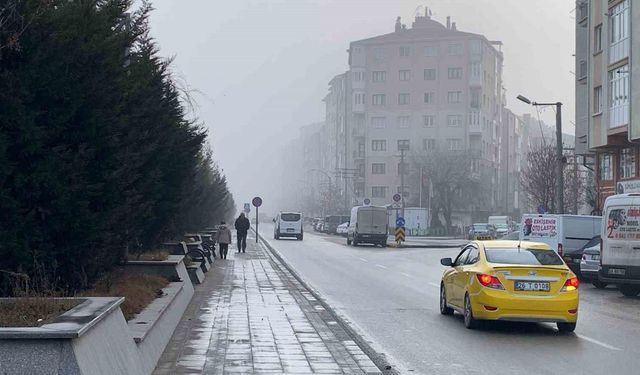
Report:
558,243,563,256
599,237,603,266
568,308,578,314
476,274,504,290
562,277,580,292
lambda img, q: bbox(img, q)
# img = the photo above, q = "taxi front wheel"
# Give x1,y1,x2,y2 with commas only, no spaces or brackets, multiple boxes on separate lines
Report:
439,284,453,315
557,322,576,333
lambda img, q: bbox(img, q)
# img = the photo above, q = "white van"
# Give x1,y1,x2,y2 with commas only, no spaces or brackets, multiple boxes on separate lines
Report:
488,215,512,237
347,205,388,247
274,212,303,240
520,214,601,257
599,194,640,296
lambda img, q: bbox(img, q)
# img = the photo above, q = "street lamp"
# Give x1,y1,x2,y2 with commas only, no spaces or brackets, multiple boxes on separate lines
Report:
517,94,564,214
310,169,333,217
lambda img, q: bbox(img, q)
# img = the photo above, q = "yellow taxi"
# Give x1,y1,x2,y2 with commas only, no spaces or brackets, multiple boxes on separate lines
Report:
439,240,579,332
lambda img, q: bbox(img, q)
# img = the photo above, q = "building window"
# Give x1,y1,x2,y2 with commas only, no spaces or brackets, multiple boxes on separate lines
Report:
423,115,435,127
398,93,410,105
448,67,463,79
373,47,385,60
424,46,438,57
353,71,365,81
372,94,386,106
578,60,587,79
470,40,482,55
372,186,387,198
593,86,602,114
599,154,613,181
609,65,629,128
620,148,636,179
424,68,436,80
371,116,387,129
447,115,462,127
399,70,411,81
471,62,481,78
372,163,386,175
594,24,602,53
424,92,435,104
397,139,410,151
399,46,411,57
447,91,462,104
447,138,463,151
468,111,480,126
448,43,463,56
371,139,386,151
470,88,481,108
577,1,588,20
358,142,365,158
357,164,365,178
423,138,436,151
397,115,411,128
372,71,386,82
354,93,365,105
609,0,629,63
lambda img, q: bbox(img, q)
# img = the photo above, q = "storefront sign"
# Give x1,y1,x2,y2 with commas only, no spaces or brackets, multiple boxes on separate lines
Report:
523,216,558,237
617,180,640,194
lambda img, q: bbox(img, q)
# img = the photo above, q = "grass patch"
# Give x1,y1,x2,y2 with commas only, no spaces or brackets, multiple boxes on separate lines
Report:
82,271,169,321
0,298,81,327
127,250,170,261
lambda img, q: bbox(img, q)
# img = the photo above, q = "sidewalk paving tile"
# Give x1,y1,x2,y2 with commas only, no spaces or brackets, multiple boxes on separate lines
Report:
153,232,383,374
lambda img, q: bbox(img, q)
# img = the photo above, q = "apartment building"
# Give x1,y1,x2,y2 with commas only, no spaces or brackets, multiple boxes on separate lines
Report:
346,12,505,214
575,0,639,208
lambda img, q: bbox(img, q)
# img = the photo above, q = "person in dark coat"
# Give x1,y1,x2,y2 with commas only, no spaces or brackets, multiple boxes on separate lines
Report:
234,212,251,253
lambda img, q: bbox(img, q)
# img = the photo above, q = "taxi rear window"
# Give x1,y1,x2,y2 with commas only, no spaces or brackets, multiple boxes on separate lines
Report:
485,248,563,266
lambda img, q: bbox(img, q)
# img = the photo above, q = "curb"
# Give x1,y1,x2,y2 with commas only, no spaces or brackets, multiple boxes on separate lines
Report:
254,229,400,375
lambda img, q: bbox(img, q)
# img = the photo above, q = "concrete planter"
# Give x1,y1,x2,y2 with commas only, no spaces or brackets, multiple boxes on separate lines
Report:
187,264,205,284
0,256,196,374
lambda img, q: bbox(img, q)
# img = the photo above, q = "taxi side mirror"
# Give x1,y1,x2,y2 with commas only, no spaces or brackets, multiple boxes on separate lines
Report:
440,257,453,267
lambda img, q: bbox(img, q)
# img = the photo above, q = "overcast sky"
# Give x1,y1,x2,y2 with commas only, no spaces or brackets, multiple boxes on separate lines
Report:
148,0,576,214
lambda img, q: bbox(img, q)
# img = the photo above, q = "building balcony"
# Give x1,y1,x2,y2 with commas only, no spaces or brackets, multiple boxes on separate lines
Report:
352,102,365,113
469,122,482,135
469,74,482,87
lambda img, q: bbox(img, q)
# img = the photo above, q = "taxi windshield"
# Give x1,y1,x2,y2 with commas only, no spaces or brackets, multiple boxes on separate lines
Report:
485,247,564,266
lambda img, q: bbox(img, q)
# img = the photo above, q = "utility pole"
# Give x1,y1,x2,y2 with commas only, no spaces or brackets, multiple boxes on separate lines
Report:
555,102,564,214
400,147,406,219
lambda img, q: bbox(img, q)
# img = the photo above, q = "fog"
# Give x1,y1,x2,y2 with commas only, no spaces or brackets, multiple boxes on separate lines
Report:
148,0,575,216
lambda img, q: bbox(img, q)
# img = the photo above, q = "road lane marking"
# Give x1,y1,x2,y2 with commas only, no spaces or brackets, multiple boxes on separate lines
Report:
376,264,388,269
400,272,414,279
428,282,440,288
358,257,368,263
576,334,622,351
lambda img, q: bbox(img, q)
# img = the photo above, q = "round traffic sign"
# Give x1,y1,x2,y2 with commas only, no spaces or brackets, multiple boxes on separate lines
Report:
396,217,405,227
252,196,263,207
363,198,371,205
393,193,402,202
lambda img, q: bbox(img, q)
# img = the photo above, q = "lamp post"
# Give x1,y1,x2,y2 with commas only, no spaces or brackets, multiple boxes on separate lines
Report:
311,169,333,217
517,95,564,214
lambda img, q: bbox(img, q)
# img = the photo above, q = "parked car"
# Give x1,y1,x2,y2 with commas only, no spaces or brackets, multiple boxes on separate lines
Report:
336,222,349,236
347,205,388,247
599,194,640,297
468,223,496,240
274,211,303,240
501,231,520,240
439,240,579,332
488,216,513,237
314,219,325,232
324,215,350,234
563,235,600,279
580,237,606,289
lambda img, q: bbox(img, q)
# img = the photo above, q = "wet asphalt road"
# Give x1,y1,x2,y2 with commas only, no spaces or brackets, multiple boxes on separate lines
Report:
260,224,640,375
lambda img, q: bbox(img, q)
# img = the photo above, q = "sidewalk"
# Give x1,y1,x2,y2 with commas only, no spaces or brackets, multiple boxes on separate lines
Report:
153,232,383,374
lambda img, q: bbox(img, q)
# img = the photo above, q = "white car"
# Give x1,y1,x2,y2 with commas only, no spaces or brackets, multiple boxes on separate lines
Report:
336,222,349,236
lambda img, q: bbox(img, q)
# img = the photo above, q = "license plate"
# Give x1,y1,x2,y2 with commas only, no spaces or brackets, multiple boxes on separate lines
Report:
286,228,294,232
514,281,550,292
477,236,492,240
591,254,600,261
608,268,626,275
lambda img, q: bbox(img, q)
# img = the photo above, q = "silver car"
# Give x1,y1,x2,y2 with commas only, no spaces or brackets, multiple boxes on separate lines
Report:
580,236,606,289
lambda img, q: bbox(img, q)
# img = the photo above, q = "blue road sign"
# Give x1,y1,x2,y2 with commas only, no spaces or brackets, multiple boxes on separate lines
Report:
537,204,546,214
396,217,405,227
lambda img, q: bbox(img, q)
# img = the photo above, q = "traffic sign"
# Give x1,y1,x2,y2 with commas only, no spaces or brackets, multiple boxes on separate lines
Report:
363,198,371,205
395,227,406,242
243,203,251,213
537,204,546,214
391,203,402,209
252,196,263,207
393,193,402,202
396,217,405,227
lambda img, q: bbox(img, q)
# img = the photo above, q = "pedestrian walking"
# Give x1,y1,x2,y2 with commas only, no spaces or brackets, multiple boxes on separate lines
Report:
215,221,232,259
234,212,251,253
